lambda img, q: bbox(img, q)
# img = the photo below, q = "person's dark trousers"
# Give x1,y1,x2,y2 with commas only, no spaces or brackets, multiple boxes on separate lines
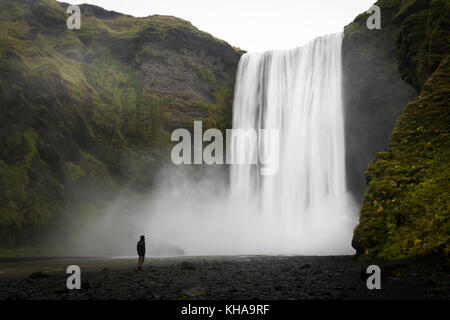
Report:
137,255,145,270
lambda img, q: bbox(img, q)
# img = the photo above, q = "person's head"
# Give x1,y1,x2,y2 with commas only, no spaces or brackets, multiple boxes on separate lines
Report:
140,235,145,241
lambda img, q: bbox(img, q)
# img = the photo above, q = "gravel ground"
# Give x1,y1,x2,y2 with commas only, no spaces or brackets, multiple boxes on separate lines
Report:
0,255,448,300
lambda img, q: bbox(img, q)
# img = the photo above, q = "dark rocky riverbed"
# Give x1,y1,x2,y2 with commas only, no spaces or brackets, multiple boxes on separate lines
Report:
0,255,448,300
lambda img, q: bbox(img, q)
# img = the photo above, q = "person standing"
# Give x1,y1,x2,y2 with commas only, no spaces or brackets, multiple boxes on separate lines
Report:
136,235,146,271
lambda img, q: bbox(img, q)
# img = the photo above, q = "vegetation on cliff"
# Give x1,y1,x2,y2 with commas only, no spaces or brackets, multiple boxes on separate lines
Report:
342,0,417,201
349,0,449,259
0,0,241,251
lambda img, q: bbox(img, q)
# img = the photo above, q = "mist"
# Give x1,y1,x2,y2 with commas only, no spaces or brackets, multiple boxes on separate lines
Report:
67,164,358,257
67,34,359,258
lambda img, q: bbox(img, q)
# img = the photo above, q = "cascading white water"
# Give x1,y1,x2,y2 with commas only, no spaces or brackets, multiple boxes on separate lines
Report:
138,33,357,256
229,33,356,253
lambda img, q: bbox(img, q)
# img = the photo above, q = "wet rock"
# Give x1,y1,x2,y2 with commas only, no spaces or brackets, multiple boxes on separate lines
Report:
182,286,206,297
274,285,283,291
81,281,90,290
421,279,437,287
430,288,445,295
54,289,69,295
312,269,322,275
1,255,449,300
28,271,50,279
359,269,367,281
180,262,196,270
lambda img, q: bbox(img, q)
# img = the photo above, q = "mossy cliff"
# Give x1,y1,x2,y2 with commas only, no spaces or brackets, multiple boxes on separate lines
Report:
347,0,449,259
342,0,417,202
0,0,242,250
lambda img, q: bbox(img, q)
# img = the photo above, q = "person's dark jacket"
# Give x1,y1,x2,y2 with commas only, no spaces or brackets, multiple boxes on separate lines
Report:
137,240,146,256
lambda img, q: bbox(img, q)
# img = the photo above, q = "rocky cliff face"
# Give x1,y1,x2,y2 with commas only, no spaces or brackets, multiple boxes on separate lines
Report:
348,0,449,259
342,0,417,202
0,0,242,248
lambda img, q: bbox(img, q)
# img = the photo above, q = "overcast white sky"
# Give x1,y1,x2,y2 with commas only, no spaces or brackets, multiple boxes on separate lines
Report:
61,0,376,52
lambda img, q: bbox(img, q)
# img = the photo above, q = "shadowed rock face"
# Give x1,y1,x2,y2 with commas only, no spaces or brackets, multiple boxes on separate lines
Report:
0,0,242,248
342,0,417,203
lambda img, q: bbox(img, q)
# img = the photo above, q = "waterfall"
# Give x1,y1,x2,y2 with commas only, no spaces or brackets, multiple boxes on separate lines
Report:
144,33,357,256
229,33,356,254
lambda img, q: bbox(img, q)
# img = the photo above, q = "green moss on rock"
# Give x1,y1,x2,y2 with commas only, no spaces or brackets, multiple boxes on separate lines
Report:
352,0,450,259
